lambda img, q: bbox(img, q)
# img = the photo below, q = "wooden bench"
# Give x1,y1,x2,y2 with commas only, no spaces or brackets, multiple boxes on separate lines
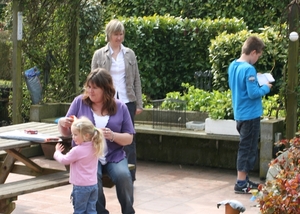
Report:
0,171,69,214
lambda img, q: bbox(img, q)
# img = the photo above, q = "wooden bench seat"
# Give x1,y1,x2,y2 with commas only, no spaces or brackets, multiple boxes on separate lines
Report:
0,171,69,214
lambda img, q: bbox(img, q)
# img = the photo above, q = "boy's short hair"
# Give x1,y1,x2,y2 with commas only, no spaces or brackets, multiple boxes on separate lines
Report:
241,36,265,55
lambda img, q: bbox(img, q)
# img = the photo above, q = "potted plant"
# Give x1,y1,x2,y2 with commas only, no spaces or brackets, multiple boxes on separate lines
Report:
252,137,300,213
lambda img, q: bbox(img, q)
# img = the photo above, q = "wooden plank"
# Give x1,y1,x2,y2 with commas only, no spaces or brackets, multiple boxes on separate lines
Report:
0,139,31,150
11,164,64,176
5,149,43,173
0,171,69,200
128,164,135,171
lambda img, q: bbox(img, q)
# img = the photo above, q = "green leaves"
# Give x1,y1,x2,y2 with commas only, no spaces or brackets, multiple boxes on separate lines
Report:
94,16,246,99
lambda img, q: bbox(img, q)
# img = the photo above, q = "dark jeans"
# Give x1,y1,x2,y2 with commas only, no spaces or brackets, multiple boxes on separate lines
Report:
236,117,260,173
124,102,137,181
96,158,135,214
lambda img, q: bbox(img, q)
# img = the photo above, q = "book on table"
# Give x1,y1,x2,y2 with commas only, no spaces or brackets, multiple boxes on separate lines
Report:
257,73,275,86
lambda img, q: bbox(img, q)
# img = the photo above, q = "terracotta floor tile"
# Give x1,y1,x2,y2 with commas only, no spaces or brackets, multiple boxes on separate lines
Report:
7,157,262,214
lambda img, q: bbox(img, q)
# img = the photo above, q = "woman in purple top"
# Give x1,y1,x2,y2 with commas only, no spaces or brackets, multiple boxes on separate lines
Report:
58,68,135,214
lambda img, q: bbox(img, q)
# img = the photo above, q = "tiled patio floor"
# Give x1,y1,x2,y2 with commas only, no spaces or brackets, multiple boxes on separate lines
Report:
8,157,262,214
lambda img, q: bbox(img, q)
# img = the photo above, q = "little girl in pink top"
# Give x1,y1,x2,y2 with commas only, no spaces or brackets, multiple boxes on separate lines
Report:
54,116,104,214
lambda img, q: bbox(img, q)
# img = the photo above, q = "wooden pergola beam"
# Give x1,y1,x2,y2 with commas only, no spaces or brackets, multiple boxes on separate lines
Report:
12,0,22,124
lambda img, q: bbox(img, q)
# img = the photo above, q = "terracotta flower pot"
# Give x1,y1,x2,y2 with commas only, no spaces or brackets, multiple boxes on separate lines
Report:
225,204,240,214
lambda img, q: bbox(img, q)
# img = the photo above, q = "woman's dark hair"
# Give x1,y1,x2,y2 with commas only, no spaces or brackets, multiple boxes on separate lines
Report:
83,68,117,115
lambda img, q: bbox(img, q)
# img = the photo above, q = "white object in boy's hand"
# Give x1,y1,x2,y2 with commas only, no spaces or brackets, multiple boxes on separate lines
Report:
257,73,275,86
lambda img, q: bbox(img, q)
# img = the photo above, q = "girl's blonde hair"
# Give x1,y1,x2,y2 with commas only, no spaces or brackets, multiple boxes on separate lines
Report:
71,116,104,157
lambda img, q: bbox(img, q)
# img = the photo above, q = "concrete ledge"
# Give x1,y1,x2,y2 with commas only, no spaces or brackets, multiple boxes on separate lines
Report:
135,124,240,141
30,103,70,122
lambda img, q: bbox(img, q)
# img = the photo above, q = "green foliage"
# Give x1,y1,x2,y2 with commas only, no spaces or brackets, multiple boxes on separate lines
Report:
142,94,153,108
94,15,247,99
79,0,104,84
157,82,286,120
0,0,293,125
0,30,11,80
2,1,103,122
262,94,285,119
209,27,288,94
101,0,290,32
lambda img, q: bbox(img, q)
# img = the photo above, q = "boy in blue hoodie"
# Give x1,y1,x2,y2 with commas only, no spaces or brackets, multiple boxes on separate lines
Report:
228,36,272,194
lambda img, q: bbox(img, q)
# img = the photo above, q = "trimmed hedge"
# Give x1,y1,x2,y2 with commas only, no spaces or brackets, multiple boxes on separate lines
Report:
209,28,288,95
94,15,247,99
101,0,290,32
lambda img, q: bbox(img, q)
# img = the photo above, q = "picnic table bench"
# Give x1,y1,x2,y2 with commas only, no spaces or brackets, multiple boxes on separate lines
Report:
0,122,136,213
0,171,69,214
0,122,71,214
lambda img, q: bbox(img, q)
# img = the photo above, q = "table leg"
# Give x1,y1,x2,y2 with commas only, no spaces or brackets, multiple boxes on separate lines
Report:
0,197,17,214
5,149,43,173
0,153,16,184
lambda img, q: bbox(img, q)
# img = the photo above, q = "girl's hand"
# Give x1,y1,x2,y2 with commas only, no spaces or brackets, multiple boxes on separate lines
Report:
55,143,65,152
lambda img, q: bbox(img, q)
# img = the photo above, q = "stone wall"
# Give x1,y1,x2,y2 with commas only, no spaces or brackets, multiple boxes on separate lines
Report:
136,134,242,170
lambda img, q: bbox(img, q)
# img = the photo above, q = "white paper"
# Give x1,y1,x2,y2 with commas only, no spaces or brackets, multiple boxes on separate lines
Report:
257,73,275,86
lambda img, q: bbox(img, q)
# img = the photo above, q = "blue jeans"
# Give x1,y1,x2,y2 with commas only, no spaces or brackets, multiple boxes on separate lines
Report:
236,117,260,173
96,158,135,214
71,184,98,214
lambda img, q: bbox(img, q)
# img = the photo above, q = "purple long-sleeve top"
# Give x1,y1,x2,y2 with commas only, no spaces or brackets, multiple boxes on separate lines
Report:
65,95,135,163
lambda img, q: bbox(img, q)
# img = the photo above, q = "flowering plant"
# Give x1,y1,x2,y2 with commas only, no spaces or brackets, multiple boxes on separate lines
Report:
253,137,300,213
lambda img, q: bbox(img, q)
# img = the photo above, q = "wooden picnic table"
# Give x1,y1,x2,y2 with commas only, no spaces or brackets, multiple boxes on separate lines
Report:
0,122,71,214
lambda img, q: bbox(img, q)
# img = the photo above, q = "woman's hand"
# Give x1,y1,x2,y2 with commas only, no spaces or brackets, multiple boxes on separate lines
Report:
135,108,143,115
59,116,75,129
102,127,114,142
58,116,75,136
101,127,133,145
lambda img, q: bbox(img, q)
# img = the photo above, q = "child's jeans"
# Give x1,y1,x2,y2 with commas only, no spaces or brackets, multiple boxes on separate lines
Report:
236,117,260,173
71,184,98,214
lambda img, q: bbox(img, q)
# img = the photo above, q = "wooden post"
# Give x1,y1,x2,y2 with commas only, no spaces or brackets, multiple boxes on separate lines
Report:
286,0,299,139
68,0,80,94
12,0,22,124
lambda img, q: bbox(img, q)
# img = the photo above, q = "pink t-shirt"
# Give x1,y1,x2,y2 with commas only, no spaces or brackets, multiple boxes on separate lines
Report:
54,141,98,186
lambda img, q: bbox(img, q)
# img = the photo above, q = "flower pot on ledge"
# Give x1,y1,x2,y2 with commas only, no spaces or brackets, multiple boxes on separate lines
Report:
205,118,239,136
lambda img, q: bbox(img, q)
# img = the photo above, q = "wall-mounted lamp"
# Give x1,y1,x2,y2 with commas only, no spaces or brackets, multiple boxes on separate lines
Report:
289,31,299,42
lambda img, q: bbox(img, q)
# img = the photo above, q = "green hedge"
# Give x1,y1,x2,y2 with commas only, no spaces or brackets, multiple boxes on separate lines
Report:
101,0,290,32
94,15,247,99
209,28,288,94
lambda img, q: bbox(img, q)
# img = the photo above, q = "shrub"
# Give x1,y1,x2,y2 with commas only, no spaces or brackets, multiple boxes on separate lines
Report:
209,27,288,94
157,82,285,120
253,137,300,213
94,15,247,99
